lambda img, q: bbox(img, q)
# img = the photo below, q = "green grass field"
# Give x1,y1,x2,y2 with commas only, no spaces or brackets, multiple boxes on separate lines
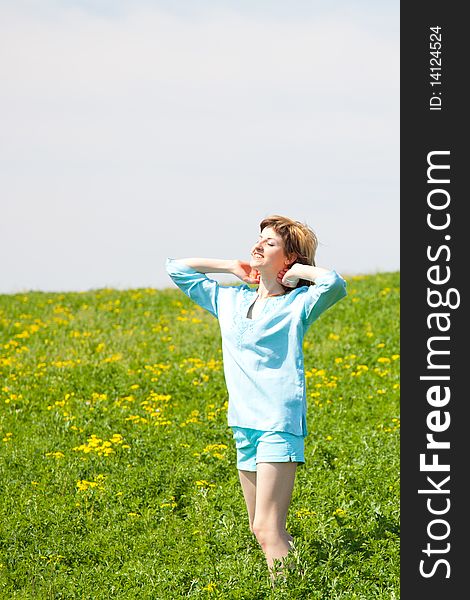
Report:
0,272,399,599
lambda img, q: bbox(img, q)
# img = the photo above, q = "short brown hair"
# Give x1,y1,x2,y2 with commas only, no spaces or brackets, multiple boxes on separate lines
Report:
259,214,318,288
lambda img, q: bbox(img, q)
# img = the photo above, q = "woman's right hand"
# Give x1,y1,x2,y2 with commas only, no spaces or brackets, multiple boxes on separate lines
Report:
231,260,260,284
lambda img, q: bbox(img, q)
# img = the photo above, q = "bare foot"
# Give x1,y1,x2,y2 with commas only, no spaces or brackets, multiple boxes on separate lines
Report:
268,534,296,586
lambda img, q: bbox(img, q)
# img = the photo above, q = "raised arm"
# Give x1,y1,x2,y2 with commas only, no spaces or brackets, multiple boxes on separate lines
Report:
277,262,336,287
174,258,259,284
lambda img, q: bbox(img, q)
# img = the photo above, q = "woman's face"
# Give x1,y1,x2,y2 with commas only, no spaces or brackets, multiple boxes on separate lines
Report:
250,227,293,272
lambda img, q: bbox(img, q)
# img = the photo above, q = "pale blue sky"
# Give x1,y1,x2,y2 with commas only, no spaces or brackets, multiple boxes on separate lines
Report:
0,1,399,293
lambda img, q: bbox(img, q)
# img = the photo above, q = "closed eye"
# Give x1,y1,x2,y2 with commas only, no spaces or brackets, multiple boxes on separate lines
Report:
258,236,276,246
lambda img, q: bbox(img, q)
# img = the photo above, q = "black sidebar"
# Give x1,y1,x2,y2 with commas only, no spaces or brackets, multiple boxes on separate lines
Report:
400,2,467,598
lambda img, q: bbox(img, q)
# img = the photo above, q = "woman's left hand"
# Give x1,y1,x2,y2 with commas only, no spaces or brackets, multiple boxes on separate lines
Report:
277,265,300,288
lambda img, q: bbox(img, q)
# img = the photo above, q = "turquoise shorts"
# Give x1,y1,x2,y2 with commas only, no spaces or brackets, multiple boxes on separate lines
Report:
231,426,305,472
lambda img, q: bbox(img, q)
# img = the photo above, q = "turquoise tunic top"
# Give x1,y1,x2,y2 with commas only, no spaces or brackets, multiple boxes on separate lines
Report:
165,258,347,437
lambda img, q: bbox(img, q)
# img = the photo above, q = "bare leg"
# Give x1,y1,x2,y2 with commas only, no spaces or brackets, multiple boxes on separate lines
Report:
251,462,298,583
237,470,257,533
238,469,294,542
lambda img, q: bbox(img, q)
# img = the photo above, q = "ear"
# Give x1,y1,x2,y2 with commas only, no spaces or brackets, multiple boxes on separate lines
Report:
285,253,298,266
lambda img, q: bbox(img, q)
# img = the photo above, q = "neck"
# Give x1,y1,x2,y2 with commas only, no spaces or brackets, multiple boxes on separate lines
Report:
257,276,286,299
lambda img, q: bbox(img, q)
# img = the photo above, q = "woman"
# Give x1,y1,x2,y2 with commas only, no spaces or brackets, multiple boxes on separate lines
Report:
165,214,347,583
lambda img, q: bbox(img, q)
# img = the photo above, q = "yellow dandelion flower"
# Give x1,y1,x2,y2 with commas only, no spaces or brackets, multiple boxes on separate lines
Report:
45,451,65,459
295,508,316,518
77,480,92,492
195,480,215,488
203,443,228,453
160,496,177,509
102,353,123,363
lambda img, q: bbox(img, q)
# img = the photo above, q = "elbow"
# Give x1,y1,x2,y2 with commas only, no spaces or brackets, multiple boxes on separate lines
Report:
334,272,348,299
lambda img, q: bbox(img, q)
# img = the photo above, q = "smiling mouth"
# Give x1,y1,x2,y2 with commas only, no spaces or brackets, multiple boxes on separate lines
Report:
252,252,264,258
